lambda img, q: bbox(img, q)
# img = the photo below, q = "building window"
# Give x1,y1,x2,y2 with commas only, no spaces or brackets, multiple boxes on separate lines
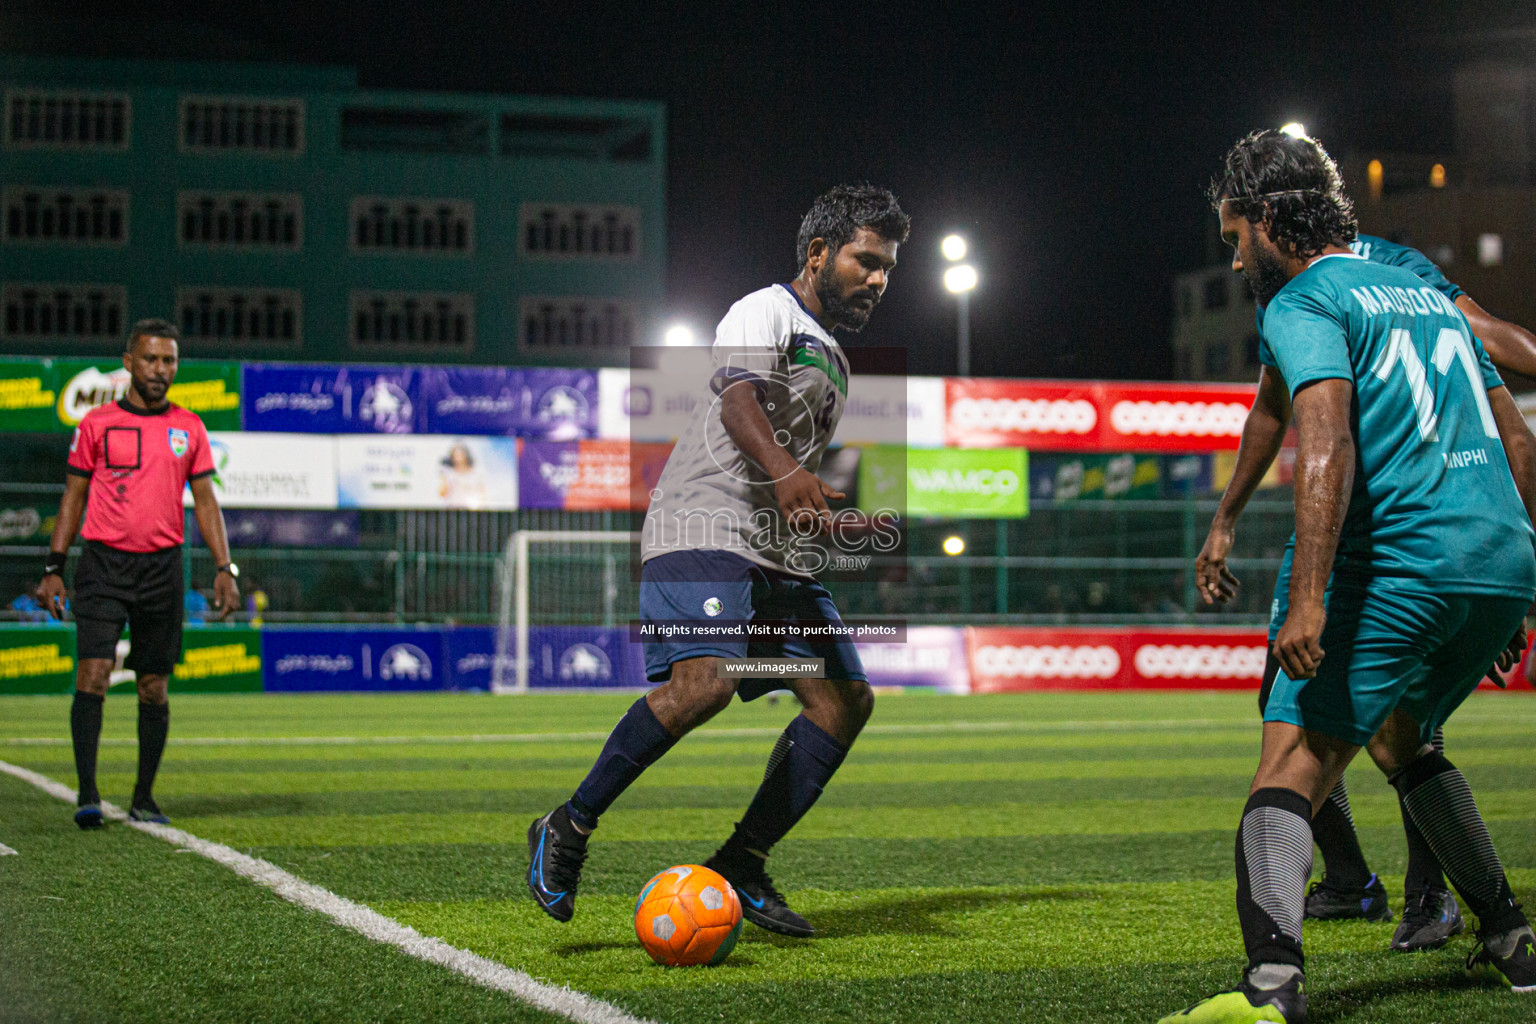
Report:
520,296,636,352
1204,341,1231,378
350,197,473,254
350,291,473,350
500,113,652,161
1479,233,1504,267
177,287,301,344
1202,275,1228,310
179,96,304,155
340,108,488,155
177,192,301,249
4,187,128,244
2,283,126,341
4,90,130,149
520,204,640,259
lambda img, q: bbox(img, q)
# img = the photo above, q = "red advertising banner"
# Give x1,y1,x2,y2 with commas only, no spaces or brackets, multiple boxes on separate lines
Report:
966,626,1269,692
564,440,674,511
945,378,1259,453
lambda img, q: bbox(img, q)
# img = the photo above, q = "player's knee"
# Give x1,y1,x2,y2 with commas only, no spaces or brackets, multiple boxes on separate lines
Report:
136,675,169,705
844,678,874,725
665,660,736,718
75,659,111,695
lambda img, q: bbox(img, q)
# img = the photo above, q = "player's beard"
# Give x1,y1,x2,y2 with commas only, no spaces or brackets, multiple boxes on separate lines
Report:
1245,240,1291,306
815,261,877,332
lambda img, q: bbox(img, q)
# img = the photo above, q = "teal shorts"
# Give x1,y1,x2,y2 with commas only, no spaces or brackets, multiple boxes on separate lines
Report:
1265,577,1528,746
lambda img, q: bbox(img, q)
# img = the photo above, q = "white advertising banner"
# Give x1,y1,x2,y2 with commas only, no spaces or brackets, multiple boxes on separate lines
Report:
335,435,518,510
185,433,339,509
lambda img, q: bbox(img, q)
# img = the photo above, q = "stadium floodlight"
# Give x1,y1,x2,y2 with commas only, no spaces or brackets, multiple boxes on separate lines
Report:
942,534,966,556
663,324,697,347
1280,122,1307,138
943,265,978,294
941,234,968,261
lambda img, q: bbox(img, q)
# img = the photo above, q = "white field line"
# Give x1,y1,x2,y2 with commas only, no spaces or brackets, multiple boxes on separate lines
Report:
0,717,1244,747
0,759,656,1024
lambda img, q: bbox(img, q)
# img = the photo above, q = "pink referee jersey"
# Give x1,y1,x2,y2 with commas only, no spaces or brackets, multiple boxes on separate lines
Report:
66,400,216,552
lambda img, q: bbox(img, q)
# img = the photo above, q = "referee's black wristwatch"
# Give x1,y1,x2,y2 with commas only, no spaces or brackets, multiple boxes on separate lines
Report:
217,562,240,579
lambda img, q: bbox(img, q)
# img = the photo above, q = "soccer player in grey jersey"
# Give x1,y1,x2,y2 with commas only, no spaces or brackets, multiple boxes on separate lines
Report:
527,185,908,937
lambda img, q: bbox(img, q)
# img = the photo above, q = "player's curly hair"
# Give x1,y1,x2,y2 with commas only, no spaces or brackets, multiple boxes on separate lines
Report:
1208,130,1358,260
125,317,180,352
796,184,910,271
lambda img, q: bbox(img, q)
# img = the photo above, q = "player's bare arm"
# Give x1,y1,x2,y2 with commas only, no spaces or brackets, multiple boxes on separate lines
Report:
1275,378,1355,681
188,475,240,620
1486,385,1536,674
36,473,90,619
1458,296,1536,382
1198,365,1292,604
718,381,845,532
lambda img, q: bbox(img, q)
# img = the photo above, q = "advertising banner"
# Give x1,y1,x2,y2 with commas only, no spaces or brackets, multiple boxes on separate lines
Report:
0,358,242,432
442,626,512,691
525,625,647,689
966,626,1268,693
857,626,969,692
0,627,76,694
945,378,1257,453
189,509,360,549
859,445,1028,519
184,433,339,510
172,626,264,693
0,495,57,546
419,367,598,439
835,375,947,447
242,364,420,434
519,439,672,511
261,628,448,691
0,359,63,432
1161,454,1215,497
336,435,518,510
1028,454,1162,502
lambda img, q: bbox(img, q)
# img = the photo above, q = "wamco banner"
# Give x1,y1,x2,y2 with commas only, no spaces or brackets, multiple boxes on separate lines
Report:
859,445,1028,519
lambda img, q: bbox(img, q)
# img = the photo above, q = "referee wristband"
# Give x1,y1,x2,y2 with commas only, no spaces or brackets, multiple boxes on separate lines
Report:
43,551,67,578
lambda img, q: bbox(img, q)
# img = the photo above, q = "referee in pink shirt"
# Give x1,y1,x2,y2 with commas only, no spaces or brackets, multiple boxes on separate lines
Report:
36,319,240,828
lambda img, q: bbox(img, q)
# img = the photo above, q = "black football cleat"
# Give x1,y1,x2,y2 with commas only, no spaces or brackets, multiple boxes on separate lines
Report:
526,804,587,922
1465,925,1536,993
1392,888,1465,952
704,854,813,937
1304,873,1392,922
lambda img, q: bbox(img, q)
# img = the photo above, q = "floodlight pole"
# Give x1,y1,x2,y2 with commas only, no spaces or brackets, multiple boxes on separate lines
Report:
956,291,971,377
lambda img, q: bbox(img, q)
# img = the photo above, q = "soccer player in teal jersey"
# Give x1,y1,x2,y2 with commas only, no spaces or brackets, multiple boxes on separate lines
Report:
1199,224,1536,950
1162,130,1536,1024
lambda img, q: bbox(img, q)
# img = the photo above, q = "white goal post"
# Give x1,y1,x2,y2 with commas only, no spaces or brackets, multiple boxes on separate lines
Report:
493,530,640,693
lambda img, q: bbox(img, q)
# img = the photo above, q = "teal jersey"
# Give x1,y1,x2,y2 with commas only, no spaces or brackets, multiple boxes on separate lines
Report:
1262,253,1535,599
1257,235,1463,355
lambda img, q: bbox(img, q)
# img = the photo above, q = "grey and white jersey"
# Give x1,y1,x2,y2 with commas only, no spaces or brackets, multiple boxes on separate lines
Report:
642,284,850,577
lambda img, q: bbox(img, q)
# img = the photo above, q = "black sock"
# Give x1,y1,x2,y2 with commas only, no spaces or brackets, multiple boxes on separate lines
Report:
567,696,678,829
1312,777,1371,888
1393,750,1526,936
1235,787,1312,973
135,702,169,805
1399,794,1448,896
716,714,848,865
70,691,105,806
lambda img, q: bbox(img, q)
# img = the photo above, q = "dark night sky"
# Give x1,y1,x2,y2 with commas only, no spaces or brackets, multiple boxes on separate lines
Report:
10,2,1536,378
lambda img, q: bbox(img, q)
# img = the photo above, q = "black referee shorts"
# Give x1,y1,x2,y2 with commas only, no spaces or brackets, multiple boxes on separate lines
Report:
72,541,185,676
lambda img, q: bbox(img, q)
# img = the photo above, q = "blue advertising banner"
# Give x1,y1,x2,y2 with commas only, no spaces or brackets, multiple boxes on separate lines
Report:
261,629,447,691
418,367,598,439
189,509,360,549
525,626,647,689
242,365,421,434
441,626,509,691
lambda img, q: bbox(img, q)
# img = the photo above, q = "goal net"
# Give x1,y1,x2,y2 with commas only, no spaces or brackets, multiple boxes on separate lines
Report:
492,530,640,693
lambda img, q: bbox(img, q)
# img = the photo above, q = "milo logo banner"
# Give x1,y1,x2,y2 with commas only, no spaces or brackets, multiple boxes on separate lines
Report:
0,497,58,545
0,627,76,695
0,358,242,431
172,627,263,693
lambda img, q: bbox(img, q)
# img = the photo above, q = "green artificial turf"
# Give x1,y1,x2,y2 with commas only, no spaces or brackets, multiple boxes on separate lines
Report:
2,690,1533,1023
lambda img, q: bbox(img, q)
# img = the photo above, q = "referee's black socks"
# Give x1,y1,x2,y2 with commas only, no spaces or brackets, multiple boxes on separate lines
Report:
134,701,170,807
70,691,105,806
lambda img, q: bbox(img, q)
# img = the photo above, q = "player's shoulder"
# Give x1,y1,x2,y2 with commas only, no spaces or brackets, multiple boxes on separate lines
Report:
163,402,205,427
718,284,812,342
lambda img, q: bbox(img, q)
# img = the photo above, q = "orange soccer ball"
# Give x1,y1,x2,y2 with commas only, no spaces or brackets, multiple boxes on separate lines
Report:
633,864,743,966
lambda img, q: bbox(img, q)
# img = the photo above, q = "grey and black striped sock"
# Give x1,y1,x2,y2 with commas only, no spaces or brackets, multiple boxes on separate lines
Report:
1393,751,1525,936
1235,787,1314,971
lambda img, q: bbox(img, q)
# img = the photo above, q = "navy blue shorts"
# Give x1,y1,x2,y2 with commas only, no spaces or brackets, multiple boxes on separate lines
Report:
639,549,866,698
